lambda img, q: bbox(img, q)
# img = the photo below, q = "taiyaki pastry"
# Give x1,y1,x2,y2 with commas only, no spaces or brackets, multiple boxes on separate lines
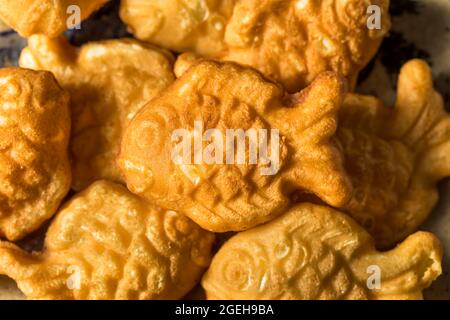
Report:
120,0,390,92
119,60,351,233
336,59,450,248
0,0,109,37
202,203,442,300
0,181,215,300
0,68,71,241
19,35,175,191
183,285,207,300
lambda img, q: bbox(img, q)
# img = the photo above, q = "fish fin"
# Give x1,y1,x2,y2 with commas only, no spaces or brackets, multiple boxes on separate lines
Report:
273,73,352,207
391,59,450,181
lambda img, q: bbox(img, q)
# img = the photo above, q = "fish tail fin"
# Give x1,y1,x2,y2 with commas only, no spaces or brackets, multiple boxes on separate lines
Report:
273,72,352,207
0,241,37,279
19,34,75,70
393,59,450,182
368,232,442,300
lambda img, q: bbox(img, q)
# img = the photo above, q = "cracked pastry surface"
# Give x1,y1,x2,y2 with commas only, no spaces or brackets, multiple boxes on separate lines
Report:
19,36,175,191
0,181,215,300
120,0,390,92
0,68,71,241
119,60,351,232
202,203,442,300
336,60,450,248
0,0,109,37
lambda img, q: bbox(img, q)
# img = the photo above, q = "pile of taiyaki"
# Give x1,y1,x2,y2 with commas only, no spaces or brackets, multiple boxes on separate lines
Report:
0,0,448,300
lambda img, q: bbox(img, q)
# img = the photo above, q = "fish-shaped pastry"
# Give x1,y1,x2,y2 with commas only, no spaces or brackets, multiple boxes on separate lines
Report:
119,60,351,232
0,181,215,300
0,68,71,241
0,0,109,37
120,0,390,92
19,36,175,191
202,203,442,300
336,59,450,248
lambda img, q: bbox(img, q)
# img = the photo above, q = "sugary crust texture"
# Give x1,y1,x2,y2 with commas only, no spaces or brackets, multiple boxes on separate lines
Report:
0,68,71,241
120,0,390,92
202,203,442,300
0,181,215,300
336,60,450,248
19,36,175,191
0,0,109,37
119,60,351,232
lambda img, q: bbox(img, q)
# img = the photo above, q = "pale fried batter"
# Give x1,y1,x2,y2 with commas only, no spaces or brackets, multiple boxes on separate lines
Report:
0,68,71,241
202,203,442,300
0,0,109,37
19,36,175,191
119,60,351,232
336,60,450,248
0,181,215,300
120,0,390,92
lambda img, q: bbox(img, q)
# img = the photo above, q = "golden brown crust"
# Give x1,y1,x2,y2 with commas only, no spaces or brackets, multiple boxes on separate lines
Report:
0,181,215,300
120,0,390,92
336,60,450,248
202,203,442,300
0,0,109,37
19,36,175,191
0,68,71,241
120,0,234,55
119,60,351,232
